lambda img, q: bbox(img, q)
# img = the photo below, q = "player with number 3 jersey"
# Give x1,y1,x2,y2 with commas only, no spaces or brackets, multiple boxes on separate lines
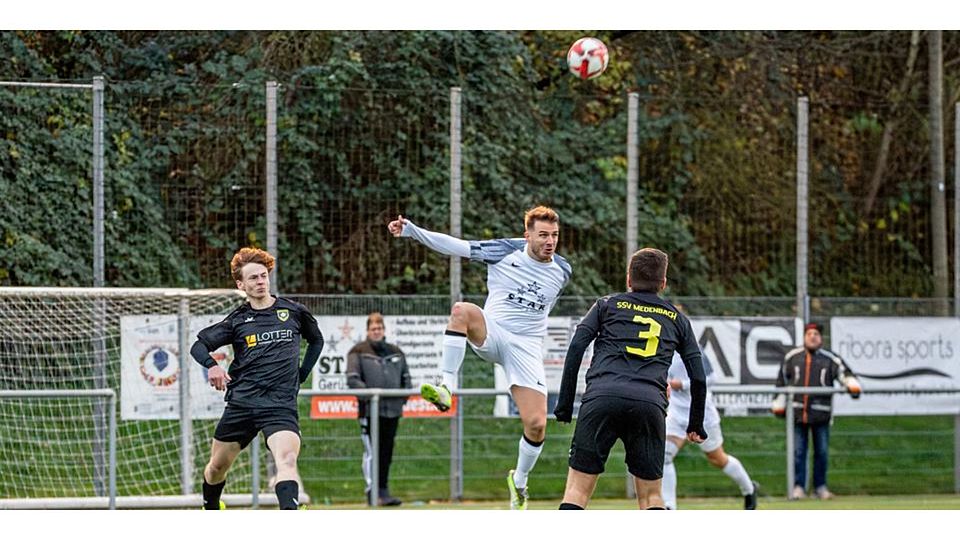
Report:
554,247,707,510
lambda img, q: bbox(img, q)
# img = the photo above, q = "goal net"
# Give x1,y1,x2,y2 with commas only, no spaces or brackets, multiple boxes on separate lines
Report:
0,287,262,508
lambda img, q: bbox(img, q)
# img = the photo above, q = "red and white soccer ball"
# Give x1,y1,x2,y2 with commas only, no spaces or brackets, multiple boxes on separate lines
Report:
567,37,609,80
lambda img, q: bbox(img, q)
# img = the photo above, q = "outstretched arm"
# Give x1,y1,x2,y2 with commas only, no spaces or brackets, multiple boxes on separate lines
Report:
388,214,471,258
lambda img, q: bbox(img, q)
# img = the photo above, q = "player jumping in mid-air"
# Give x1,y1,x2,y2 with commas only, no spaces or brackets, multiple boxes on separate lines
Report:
662,350,758,509
388,206,571,510
191,247,324,510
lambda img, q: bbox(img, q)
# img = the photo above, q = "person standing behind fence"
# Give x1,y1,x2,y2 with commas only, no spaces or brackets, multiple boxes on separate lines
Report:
773,322,861,501
346,312,412,507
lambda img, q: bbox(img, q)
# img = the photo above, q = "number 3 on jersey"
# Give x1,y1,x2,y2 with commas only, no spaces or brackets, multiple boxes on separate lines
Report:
625,315,662,358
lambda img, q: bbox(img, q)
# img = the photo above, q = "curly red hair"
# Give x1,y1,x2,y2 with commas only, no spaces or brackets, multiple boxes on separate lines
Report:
230,247,275,281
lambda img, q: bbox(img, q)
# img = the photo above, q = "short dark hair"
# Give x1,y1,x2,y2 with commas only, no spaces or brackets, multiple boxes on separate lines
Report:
628,248,668,293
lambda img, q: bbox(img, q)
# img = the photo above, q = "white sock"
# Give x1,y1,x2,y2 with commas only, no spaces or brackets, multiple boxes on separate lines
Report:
662,440,679,509
513,436,543,489
441,331,466,391
722,455,754,495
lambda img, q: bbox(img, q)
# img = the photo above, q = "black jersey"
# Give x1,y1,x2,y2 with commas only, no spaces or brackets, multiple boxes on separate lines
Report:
196,296,322,410
557,291,706,414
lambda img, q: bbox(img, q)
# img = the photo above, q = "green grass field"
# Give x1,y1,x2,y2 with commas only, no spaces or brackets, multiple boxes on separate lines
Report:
3,348,955,504
303,493,960,510
292,351,957,505
3,393,955,503
297,402,958,505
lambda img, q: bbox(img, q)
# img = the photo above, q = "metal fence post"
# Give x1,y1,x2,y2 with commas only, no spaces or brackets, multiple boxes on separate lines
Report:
251,434,260,508
624,92,640,500
92,76,105,288
370,393,381,507
785,389,795,497
91,76,109,498
92,298,108,498
625,91,639,263
955,414,960,494
109,391,117,510
262,81,280,489
450,86,462,307
449,86,464,502
266,80,279,293
955,103,959,494
954,103,959,320
178,298,192,495
796,96,810,323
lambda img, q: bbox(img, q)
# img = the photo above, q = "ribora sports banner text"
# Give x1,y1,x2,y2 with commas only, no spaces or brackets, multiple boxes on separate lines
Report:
829,317,960,415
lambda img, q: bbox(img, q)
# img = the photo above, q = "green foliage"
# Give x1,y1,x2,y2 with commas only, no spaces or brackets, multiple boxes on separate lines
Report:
1,31,950,295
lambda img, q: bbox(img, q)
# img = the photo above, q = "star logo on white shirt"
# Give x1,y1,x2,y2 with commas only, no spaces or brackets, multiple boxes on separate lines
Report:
515,281,548,304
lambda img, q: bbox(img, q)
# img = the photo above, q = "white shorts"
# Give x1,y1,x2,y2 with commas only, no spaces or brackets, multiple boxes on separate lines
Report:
666,410,724,453
469,309,547,396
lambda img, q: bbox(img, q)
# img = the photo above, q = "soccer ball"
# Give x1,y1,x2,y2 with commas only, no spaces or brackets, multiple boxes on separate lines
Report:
567,37,609,80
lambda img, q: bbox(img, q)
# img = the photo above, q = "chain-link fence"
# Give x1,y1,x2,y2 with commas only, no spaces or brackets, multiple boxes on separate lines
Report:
3,79,955,300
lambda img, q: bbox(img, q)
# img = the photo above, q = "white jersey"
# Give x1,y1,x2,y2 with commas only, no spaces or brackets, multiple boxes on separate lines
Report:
666,351,721,426
401,220,572,337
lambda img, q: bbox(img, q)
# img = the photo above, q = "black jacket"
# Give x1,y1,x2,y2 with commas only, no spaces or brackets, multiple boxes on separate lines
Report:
346,339,411,418
775,346,860,425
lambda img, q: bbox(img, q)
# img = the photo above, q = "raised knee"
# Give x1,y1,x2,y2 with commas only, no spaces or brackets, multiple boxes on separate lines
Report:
450,302,470,322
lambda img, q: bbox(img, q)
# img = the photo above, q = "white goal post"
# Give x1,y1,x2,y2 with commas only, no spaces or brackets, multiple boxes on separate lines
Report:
0,287,280,509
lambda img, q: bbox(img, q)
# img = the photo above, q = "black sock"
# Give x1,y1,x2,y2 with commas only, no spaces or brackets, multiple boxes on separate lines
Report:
202,479,225,510
522,433,544,447
559,502,584,510
276,480,299,509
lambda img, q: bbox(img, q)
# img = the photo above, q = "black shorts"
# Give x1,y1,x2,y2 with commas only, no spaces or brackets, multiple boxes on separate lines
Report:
568,395,666,480
214,405,300,450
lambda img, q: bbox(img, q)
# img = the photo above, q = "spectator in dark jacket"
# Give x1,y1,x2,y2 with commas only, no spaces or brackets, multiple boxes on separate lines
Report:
773,323,861,501
346,312,412,506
